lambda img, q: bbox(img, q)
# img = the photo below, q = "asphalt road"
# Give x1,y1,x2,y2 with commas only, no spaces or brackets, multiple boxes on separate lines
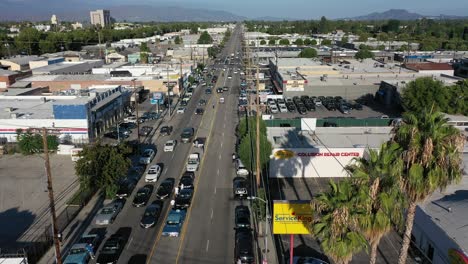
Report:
174,26,245,264
78,24,245,264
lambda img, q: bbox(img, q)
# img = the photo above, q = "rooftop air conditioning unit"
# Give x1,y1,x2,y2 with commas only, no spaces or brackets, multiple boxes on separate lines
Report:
4,107,14,112
10,113,19,119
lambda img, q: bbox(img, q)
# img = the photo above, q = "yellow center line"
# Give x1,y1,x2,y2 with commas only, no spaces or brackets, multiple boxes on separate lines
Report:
175,71,226,264
146,70,222,264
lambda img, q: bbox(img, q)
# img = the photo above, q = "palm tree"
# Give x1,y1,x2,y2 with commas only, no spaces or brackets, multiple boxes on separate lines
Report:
393,109,465,264
311,180,368,264
347,142,406,264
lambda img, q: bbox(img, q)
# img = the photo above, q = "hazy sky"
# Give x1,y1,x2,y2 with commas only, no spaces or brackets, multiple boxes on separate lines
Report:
4,0,468,19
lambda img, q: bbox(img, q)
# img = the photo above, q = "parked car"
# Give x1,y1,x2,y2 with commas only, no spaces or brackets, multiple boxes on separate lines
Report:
119,122,137,130
174,189,194,210
64,243,91,264
164,140,177,152
235,205,251,229
145,165,162,183
178,175,194,189
140,200,164,228
176,107,186,114
139,126,153,136
96,234,127,264
162,209,186,237
139,149,155,165
132,185,154,207
156,178,175,199
116,179,137,199
339,104,351,114
160,126,173,136
95,200,124,225
233,177,249,199
124,115,137,123
234,228,254,264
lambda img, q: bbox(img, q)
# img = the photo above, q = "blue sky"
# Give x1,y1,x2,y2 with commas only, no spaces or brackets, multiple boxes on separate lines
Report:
4,0,468,19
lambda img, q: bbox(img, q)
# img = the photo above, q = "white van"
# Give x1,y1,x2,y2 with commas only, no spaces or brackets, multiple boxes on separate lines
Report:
236,159,249,176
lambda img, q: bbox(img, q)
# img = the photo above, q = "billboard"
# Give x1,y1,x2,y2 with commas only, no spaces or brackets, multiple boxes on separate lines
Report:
273,200,312,235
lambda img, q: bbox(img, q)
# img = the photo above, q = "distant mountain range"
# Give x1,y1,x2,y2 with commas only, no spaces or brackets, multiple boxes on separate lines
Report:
0,2,246,22
345,9,468,21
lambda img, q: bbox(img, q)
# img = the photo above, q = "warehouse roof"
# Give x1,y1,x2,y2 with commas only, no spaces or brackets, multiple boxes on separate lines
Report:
0,56,43,66
0,69,18,76
404,63,453,71
267,127,392,149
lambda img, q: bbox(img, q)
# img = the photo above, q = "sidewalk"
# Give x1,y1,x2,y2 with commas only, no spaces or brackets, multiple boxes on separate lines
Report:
257,220,278,264
38,193,104,264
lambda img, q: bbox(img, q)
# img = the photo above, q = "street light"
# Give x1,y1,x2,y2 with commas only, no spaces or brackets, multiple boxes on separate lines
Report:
247,196,269,264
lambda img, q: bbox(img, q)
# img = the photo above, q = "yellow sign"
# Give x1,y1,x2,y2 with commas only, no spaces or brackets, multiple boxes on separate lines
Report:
273,200,313,234
273,149,295,159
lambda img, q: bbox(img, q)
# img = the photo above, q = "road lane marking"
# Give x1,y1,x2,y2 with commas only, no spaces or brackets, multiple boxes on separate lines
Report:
172,152,175,159
211,209,214,219
217,169,220,176
206,240,210,252
219,154,222,160
175,66,223,264
223,123,226,128
221,141,223,148
127,237,134,250
164,167,168,174
146,69,220,264
214,187,217,194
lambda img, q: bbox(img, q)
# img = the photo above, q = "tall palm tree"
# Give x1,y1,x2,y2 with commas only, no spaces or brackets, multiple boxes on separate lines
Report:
311,180,368,264
393,109,465,264
347,142,406,264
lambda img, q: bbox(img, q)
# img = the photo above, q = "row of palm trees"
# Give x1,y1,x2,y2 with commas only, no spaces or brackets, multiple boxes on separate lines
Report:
310,108,466,264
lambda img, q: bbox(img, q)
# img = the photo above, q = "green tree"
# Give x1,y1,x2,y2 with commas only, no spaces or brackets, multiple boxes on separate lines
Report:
197,31,213,44
140,42,149,52
75,144,131,198
16,129,59,155
190,25,198,34
140,52,149,64
319,16,330,33
252,188,266,221
347,142,406,264
355,49,374,59
260,39,266,45
268,39,276,45
394,109,465,264
312,180,368,264
341,36,349,44
238,132,272,171
279,39,290,45
15,27,41,55
321,39,332,46
237,116,267,138
311,39,318,46
401,77,449,113
174,35,182,45
294,38,304,46
303,38,312,45
298,47,317,58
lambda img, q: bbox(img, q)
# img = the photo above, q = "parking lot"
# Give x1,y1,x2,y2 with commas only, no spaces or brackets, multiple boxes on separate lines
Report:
0,154,78,248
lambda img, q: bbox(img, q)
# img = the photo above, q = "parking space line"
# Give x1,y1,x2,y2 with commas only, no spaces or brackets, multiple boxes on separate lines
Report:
127,236,134,250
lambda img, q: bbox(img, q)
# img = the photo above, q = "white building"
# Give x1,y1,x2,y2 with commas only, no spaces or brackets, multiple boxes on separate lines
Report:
51,14,58,25
71,22,83,30
0,85,130,143
90,9,111,27
33,24,51,32
267,126,392,178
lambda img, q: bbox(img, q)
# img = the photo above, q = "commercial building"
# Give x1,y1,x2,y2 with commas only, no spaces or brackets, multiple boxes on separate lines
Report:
31,60,104,75
0,70,24,90
455,58,468,78
345,41,420,51
0,85,130,143
29,57,65,69
0,56,43,71
404,63,454,76
267,126,392,178
395,51,468,63
90,9,111,27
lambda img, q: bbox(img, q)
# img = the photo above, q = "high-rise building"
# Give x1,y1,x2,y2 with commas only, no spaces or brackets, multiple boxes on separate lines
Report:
90,9,111,27
51,14,58,25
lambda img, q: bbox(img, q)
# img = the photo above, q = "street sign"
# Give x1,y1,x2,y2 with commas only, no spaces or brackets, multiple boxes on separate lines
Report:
150,99,158,105
273,200,312,235
153,92,163,100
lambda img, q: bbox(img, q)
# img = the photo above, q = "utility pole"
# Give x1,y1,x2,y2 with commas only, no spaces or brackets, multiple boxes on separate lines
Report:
166,64,171,116
132,79,141,149
255,64,261,188
98,31,103,60
42,128,62,264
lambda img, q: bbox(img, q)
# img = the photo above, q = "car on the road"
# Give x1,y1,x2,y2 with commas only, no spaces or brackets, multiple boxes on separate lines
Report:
95,200,124,225
223,86,229,91
139,148,155,165
132,185,154,207
64,243,90,264
181,127,195,143
160,126,173,136
178,175,194,189
164,140,176,152
96,234,126,264
115,178,137,199
216,87,223,93
162,209,186,237
234,228,255,264
233,177,249,199
139,126,153,136
228,75,232,79
205,88,212,94
140,200,164,228
104,131,128,140
156,178,175,199
174,188,194,210
195,108,204,115
145,165,162,183
235,205,251,229
198,99,207,106
176,107,186,114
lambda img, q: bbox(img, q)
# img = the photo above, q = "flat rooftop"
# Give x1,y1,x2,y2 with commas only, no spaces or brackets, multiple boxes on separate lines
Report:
267,127,392,149
0,96,89,119
274,58,324,68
